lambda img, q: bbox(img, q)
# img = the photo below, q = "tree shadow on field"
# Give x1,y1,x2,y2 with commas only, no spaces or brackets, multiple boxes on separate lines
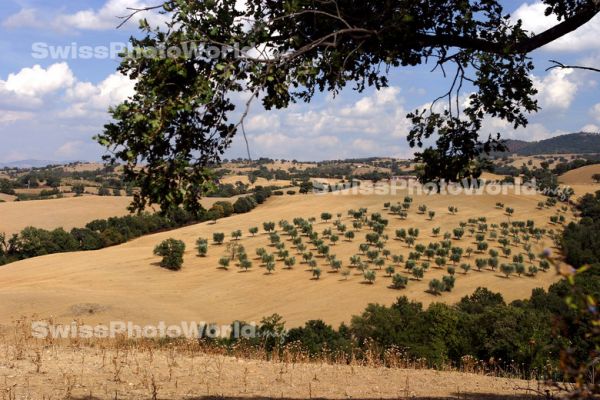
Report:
85,393,553,400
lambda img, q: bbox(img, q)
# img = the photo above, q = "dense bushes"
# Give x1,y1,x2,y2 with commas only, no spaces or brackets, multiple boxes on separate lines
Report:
0,179,16,195
233,196,258,214
562,191,600,267
209,286,567,376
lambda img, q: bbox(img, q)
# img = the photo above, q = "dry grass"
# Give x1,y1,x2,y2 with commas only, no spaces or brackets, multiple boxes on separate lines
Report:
559,164,600,185
0,196,135,236
0,321,554,399
0,184,574,328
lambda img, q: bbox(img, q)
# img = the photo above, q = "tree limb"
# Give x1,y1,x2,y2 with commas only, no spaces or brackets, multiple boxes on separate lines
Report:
546,59,600,73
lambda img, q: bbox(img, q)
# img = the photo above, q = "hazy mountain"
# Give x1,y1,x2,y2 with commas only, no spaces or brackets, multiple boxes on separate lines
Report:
502,132,600,155
0,160,66,169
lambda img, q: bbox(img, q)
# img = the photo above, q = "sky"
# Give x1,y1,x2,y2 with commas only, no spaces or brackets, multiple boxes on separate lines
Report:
0,0,599,163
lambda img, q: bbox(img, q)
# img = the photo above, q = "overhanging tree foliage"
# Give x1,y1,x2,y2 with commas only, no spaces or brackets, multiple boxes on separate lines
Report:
97,0,600,212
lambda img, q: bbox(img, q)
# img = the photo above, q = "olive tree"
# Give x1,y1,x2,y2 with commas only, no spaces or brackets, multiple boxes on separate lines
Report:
392,274,408,290
460,263,471,274
321,212,333,223
219,257,230,270
500,263,515,278
428,279,445,295
231,230,242,241
213,232,225,245
363,270,376,284
196,238,208,257
312,267,322,280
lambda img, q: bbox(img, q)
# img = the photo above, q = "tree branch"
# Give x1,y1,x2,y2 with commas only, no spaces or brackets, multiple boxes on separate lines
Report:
415,4,599,55
546,60,600,73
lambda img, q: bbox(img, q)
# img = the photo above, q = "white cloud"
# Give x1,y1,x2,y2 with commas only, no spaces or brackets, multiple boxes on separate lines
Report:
592,103,600,122
486,120,566,142
58,0,170,30
1,63,74,99
0,111,34,125
245,114,280,131
2,8,44,29
512,2,600,52
55,141,84,158
3,0,170,31
581,124,600,133
532,69,578,110
61,72,136,118
229,86,415,160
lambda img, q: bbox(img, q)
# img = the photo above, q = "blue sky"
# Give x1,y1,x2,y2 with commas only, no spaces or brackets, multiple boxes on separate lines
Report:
0,0,599,163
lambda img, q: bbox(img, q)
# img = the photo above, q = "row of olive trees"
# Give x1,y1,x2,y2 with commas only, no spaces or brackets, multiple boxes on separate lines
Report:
152,199,556,298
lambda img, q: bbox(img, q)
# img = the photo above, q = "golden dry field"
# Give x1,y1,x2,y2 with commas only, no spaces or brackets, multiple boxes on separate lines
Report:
0,196,135,236
0,184,572,329
559,163,600,185
0,332,550,400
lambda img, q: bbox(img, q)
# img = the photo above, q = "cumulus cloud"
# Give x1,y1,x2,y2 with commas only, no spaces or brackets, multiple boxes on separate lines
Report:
532,69,578,110
512,2,600,52
245,114,281,131
231,86,416,160
3,0,169,31
0,63,74,99
581,124,600,133
61,72,136,118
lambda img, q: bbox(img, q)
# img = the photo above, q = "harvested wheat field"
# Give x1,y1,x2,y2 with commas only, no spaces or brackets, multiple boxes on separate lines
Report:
559,164,600,185
0,193,16,202
0,184,571,329
0,337,551,400
0,196,135,236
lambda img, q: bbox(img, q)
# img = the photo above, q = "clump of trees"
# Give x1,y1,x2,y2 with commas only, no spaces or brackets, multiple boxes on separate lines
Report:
154,239,185,270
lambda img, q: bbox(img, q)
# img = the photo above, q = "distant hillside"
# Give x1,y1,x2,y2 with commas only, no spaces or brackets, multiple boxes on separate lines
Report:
503,132,600,156
504,139,531,153
0,159,62,169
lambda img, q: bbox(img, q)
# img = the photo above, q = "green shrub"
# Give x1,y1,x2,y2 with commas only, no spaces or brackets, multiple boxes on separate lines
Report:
218,257,230,269
196,238,208,256
213,232,225,244
154,239,186,271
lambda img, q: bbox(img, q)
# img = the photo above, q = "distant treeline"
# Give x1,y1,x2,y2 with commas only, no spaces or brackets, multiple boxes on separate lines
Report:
0,187,273,266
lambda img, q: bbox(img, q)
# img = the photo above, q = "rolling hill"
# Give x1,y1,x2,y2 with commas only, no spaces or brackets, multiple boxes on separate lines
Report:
503,132,600,155
0,185,567,328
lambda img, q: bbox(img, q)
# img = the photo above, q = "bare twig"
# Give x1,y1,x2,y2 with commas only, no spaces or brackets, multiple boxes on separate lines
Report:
546,59,600,73
116,5,165,29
